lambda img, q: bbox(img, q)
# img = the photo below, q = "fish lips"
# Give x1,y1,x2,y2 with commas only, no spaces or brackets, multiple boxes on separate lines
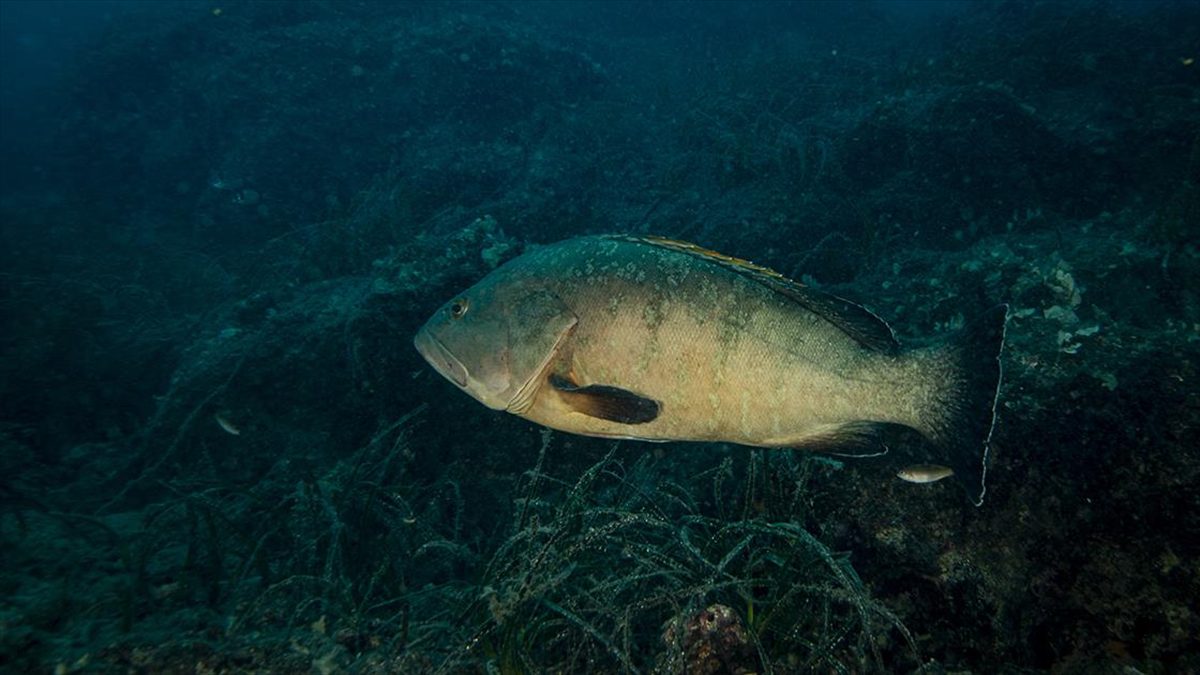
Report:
414,328,469,389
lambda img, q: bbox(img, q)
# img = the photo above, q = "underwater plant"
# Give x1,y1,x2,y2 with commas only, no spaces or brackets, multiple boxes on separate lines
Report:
435,433,915,673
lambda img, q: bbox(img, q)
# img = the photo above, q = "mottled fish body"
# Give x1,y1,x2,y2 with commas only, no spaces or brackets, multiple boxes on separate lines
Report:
415,235,1006,504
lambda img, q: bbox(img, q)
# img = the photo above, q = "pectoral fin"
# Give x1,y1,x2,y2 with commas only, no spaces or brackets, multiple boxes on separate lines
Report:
549,374,660,424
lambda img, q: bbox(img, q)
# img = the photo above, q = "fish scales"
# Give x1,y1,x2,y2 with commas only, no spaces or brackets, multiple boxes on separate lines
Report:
512,239,901,444
415,235,1008,505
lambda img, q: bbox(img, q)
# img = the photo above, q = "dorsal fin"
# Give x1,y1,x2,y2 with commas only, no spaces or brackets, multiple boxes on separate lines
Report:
609,234,900,354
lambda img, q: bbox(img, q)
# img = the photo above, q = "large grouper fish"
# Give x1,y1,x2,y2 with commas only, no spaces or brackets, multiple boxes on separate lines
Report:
414,235,1007,505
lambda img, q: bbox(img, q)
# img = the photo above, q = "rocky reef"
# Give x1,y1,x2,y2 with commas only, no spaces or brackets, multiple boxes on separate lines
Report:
1,1,1197,672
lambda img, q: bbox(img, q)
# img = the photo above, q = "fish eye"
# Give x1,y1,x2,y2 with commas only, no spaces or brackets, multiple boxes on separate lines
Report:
449,298,469,319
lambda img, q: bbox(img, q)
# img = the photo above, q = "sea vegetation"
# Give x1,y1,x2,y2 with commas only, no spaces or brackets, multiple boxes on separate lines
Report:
2,1,1198,673
2,410,914,673
438,439,913,674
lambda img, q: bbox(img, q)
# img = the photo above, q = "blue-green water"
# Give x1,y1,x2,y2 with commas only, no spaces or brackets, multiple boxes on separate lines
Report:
1,2,1197,672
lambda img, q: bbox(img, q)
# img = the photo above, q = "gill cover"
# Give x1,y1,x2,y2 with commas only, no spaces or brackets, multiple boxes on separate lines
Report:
504,289,577,413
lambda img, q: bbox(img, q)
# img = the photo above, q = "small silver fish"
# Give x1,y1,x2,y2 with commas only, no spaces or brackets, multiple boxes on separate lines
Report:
214,412,241,436
897,464,955,483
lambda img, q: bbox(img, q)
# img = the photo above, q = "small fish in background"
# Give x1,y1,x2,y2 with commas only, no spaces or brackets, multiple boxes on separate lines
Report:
415,235,1007,505
214,412,241,436
897,464,955,483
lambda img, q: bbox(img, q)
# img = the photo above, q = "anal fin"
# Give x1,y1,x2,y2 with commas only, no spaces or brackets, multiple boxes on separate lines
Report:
788,421,892,458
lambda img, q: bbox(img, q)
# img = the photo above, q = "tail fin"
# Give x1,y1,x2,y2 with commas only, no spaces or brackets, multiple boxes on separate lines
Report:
931,304,1009,506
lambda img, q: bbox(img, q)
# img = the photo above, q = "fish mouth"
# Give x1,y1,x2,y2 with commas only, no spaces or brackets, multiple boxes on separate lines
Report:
414,328,468,388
